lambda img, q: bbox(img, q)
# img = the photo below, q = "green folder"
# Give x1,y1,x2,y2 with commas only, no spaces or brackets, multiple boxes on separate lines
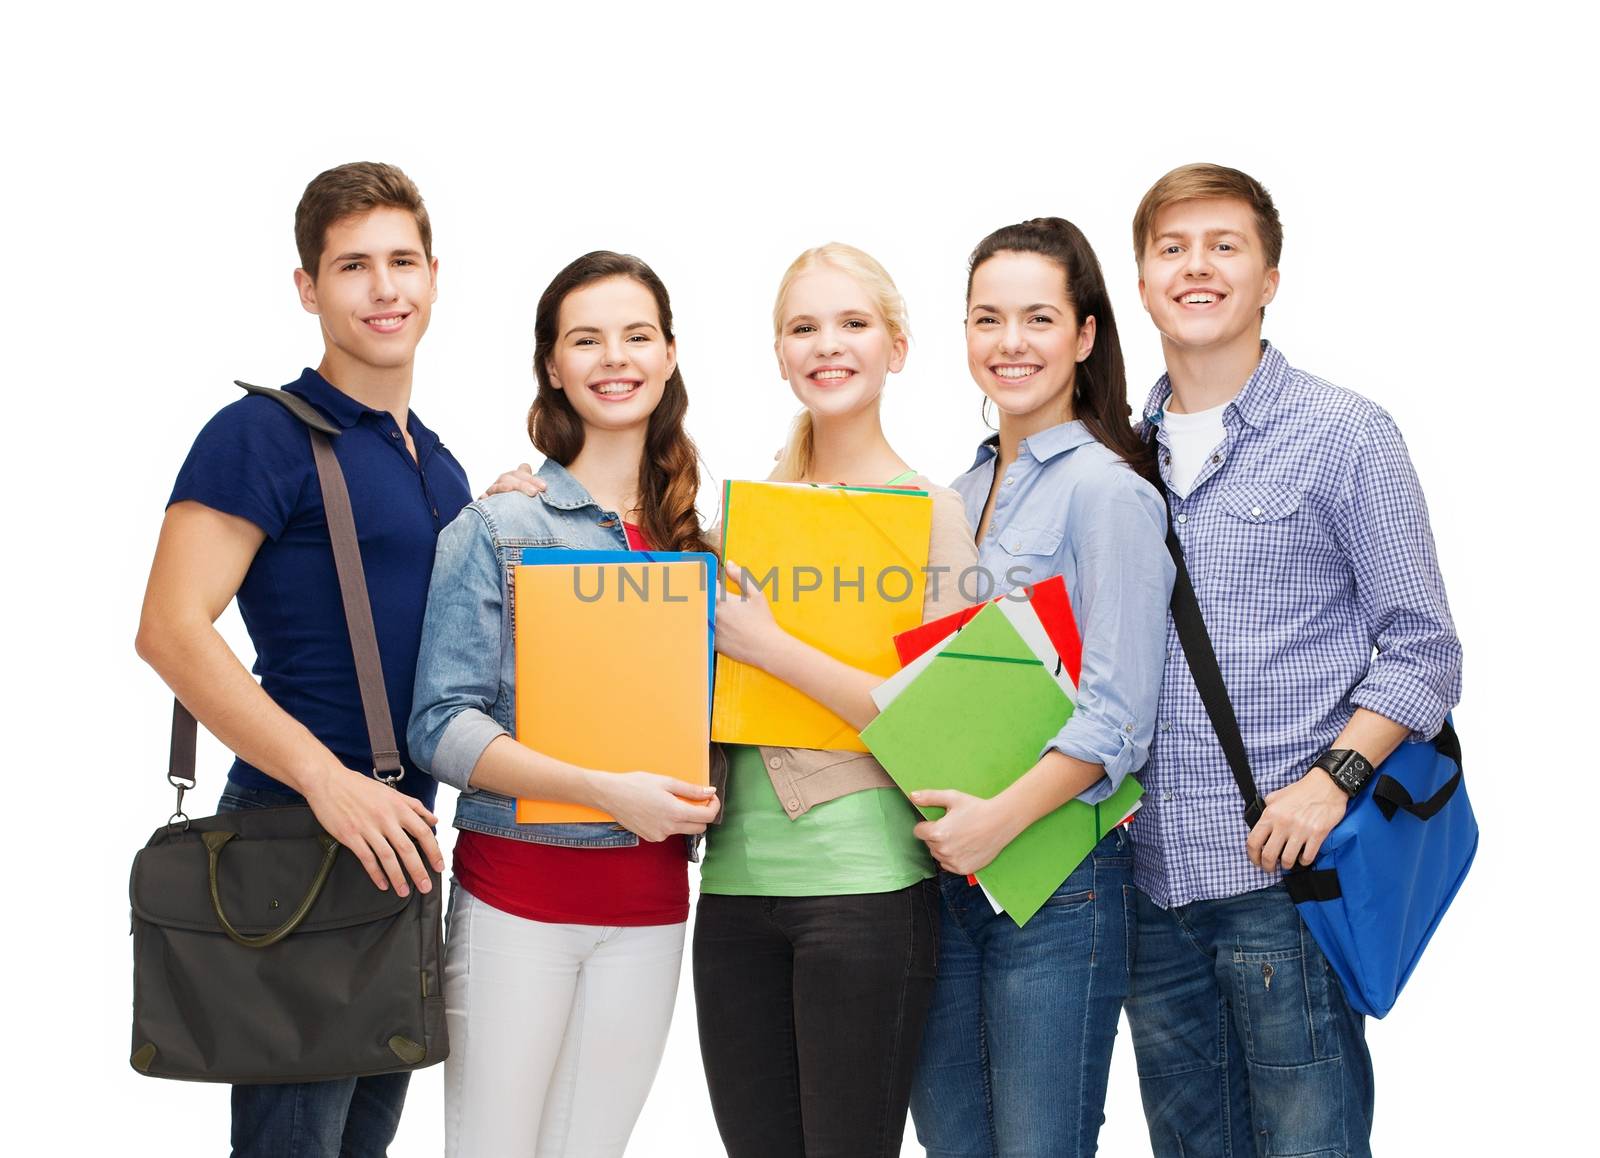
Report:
861,602,1144,926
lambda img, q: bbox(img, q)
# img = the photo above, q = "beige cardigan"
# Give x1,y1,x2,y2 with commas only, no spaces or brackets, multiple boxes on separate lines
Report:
743,477,979,818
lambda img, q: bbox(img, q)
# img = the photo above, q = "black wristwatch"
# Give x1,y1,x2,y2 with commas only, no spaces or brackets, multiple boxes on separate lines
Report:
1311,748,1375,797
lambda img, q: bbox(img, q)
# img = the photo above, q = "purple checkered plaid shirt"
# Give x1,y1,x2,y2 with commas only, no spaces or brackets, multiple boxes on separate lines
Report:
1135,342,1462,908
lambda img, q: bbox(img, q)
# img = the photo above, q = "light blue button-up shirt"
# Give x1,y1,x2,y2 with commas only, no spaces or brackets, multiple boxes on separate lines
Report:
950,420,1174,804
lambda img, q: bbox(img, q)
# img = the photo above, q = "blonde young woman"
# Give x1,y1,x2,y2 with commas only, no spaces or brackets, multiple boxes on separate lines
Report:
694,244,978,1158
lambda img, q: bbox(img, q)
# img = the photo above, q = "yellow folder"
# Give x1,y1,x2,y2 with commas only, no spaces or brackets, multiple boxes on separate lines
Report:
513,556,712,823
712,481,933,751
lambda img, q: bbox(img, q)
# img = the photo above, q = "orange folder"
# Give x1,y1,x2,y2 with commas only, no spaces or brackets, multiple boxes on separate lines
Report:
512,557,711,823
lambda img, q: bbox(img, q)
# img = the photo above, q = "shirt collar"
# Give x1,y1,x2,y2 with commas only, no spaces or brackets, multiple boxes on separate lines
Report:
967,418,1099,471
534,458,603,511
1142,341,1290,433
283,367,370,430
282,367,443,459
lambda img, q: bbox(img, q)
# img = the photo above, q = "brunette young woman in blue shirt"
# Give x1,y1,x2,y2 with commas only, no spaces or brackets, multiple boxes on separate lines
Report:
907,219,1175,1158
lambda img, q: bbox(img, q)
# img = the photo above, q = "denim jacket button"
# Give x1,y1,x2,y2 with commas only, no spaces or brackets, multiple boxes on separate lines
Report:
786,799,800,811
768,756,782,770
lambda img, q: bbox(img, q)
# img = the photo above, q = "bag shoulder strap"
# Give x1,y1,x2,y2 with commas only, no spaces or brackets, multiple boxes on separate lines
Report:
1157,462,1266,826
235,380,342,435
165,383,401,802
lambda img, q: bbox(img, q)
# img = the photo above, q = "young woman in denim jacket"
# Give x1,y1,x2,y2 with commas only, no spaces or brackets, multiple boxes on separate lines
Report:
694,244,978,1157
407,251,720,1158
906,220,1175,1157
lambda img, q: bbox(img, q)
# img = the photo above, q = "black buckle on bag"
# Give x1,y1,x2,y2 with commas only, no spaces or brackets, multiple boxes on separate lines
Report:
1243,797,1265,828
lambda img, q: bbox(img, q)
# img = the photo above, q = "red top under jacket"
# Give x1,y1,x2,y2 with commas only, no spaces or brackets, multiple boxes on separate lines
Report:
450,523,689,926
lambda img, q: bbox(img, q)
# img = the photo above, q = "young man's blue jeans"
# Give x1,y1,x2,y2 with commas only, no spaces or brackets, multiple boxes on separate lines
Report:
1126,883,1374,1158
219,780,410,1158
910,829,1133,1158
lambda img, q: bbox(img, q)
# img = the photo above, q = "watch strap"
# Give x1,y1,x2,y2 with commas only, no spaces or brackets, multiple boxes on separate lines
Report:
1313,748,1374,796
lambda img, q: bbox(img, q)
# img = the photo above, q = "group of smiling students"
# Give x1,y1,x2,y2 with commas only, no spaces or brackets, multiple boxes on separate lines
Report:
138,158,1461,1158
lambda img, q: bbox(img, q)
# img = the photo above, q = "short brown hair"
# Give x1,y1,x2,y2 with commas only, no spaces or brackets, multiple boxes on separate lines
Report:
294,162,432,278
1132,163,1282,270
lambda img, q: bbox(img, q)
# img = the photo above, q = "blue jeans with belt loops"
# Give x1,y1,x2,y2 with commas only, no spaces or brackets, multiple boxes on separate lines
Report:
1126,883,1374,1158
910,828,1134,1158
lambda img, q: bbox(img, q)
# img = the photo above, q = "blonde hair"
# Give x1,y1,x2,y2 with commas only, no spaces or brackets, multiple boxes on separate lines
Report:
770,243,911,482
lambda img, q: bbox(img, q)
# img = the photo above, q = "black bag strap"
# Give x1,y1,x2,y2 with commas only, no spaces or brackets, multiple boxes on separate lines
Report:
1161,508,1266,828
165,383,402,812
1372,736,1462,822
1154,430,1459,834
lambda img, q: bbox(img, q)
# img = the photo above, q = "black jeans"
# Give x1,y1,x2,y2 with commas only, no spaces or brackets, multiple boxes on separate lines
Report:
692,879,939,1158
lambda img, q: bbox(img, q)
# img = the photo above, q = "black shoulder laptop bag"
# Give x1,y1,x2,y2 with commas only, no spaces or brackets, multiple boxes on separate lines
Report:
128,384,448,1082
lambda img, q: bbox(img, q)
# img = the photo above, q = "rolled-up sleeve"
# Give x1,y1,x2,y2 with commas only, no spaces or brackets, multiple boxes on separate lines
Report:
1336,410,1462,740
407,507,508,793
1044,470,1175,803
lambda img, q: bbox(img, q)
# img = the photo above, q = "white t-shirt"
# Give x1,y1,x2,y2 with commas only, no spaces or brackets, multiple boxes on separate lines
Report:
1161,401,1229,498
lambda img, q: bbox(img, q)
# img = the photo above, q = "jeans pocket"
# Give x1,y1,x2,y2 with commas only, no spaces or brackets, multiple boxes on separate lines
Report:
1043,888,1095,912
217,790,271,813
1123,885,1138,981
1230,943,1340,1067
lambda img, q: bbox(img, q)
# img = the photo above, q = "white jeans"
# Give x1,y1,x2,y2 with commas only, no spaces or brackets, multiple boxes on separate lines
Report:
443,883,686,1157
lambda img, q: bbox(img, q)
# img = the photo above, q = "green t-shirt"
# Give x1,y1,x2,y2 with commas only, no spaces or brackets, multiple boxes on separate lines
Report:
700,744,934,896
699,466,934,897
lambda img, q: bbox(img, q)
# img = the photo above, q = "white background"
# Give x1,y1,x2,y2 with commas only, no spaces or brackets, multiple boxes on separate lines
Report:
4,2,1591,1154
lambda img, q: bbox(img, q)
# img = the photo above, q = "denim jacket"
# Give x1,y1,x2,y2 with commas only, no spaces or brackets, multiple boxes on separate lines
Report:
408,459,720,850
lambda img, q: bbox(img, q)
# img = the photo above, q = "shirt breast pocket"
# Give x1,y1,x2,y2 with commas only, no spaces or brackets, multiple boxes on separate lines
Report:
992,525,1064,594
1216,483,1309,590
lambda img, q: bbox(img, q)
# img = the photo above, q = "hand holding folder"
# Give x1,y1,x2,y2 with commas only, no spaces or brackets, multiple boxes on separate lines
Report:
862,599,1142,926
513,550,716,824
711,481,933,751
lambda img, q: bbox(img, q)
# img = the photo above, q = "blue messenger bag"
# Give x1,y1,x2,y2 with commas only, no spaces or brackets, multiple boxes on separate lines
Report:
1164,523,1477,1018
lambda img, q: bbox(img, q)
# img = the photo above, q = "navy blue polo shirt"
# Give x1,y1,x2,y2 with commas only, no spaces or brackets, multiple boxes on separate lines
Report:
169,368,472,809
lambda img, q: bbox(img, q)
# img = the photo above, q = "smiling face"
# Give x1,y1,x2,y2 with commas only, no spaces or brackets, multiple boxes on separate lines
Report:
545,276,676,436
295,206,437,379
966,250,1095,434
1138,196,1279,356
776,265,907,422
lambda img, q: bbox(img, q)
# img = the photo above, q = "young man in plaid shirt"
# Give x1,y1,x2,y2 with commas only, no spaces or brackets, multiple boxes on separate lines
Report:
1124,164,1462,1158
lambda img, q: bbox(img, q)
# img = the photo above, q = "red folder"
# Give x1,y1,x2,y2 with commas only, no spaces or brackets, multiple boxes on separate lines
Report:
893,575,1082,683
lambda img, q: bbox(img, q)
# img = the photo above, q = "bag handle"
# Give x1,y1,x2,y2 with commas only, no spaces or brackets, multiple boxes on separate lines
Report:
202,830,341,949
165,383,403,822
1373,761,1462,822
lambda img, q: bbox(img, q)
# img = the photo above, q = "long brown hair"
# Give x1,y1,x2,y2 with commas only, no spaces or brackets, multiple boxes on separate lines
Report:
528,251,713,555
967,218,1157,485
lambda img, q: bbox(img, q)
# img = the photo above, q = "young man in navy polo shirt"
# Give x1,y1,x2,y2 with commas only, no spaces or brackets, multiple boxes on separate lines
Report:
136,162,473,1155
1123,164,1462,1157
